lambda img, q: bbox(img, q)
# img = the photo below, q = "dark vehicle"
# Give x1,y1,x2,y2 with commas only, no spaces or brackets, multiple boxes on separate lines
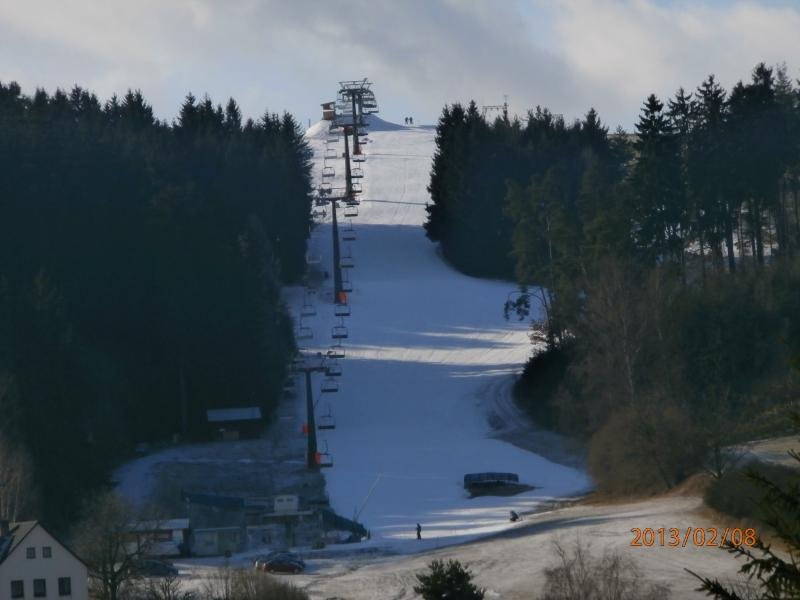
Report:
253,551,305,573
134,559,179,577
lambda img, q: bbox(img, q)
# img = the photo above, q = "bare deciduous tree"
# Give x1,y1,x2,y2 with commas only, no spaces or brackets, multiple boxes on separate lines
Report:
73,491,156,600
0,427,36,521
539,538,671,600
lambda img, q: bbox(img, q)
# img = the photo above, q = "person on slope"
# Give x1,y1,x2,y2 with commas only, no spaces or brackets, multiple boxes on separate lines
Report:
509,510,520,522
416,523,422,540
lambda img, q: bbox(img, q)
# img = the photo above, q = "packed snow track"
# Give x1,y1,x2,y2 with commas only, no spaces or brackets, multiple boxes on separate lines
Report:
293,116,588,549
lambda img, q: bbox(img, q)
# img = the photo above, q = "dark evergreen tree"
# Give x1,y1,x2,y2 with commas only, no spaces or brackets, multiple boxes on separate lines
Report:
414,559,485,600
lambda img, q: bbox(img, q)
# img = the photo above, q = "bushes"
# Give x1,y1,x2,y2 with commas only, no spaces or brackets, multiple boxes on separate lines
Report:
587,405,705,495
514,344,572,429
705,460,799,522
200,568,309,600
538,539,670,600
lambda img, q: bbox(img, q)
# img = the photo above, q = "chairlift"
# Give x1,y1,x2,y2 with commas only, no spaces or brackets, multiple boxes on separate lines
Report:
301,299,316,318
312,209,327,219
282,377,296,392
331,317,349,340
339,247,355,269
297,325,313,340
324,148,337,159
342,227,356,242
351,182,363,194
325,360,342,377
353,155,365,163
316,440,333,468
334,302,351,317
322,166,335,178
321,377,339,393
344,205,358,218
306,253,321,265
327,344,345,359
351,167,364,179
318,407,336,430
341,273,353,293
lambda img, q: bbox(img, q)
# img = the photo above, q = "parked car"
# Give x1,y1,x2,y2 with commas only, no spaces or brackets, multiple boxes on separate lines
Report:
254,551,305,574
134,559,180,577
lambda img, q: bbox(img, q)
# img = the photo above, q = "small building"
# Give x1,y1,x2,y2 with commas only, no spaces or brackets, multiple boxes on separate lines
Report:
321,101,335,121
206,407,263,440
192,527,244,557
0,520,89,600
274,495,299,514
125,519,190,558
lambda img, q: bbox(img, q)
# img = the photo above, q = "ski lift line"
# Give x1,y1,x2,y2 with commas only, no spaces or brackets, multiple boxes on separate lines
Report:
354,473,382,522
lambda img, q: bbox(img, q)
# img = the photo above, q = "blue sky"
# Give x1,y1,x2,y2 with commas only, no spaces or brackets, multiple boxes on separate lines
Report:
1,0,799,130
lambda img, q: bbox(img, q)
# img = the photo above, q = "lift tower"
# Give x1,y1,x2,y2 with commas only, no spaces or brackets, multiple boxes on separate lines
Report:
336,79,379,157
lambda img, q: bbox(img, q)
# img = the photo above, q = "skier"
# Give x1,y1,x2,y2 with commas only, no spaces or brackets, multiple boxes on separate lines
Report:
409,116,413,125
509,510,520,522
416,523,422,540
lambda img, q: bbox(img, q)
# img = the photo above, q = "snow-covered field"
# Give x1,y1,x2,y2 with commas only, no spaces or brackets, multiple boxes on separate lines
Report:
291,116,589,545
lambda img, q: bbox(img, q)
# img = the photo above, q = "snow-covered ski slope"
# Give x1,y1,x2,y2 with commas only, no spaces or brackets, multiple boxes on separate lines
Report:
295,115,588,548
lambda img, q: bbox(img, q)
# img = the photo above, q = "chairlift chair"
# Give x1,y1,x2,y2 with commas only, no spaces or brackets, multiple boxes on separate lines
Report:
342,227,356,242
297,325,313,340
353,155,365,163
341,274,353,293
334,302,351,317
318,408,336,430
312,209,327,219
331,318,349,340
351,167,364,179
316,441,333,468
306,253,321,266
324,148,337,159
339,247,355,269
327,343,345,359
322,166,335,178
325,360,342,377
344,205,358,218
321,377,339,393
301,299,316,318
351,182,363,194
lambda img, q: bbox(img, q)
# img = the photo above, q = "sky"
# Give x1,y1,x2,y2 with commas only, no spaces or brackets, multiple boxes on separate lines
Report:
1,0,800,130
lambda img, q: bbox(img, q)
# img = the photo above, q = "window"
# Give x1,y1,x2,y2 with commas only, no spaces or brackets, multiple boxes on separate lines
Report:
43,545,52,558
33,578,46,598
11,580,24,599
58,577,72,597
26,546,36,558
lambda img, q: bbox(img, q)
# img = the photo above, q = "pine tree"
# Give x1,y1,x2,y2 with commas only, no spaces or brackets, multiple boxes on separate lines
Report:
631,94,687,270
414,560,485,600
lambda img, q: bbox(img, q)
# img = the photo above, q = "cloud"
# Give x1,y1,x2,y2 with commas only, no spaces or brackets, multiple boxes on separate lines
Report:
0,0,798,128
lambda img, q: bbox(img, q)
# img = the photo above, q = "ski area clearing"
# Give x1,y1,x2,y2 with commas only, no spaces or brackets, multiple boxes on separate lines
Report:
293,115,588,545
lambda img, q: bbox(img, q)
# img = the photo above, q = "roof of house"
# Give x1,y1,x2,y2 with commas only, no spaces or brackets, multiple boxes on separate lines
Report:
0,521,87,568
0,521,37,564
206,407,262,423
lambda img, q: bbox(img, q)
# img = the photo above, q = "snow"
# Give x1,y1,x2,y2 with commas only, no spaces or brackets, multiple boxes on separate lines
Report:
292,115,590,545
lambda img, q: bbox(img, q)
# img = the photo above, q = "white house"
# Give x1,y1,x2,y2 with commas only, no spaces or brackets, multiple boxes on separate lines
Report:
0,520,88,600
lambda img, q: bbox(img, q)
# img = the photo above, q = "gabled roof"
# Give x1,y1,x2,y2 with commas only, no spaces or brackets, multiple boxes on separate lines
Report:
0,521,37,564
0,521,87,568
206,407,262,422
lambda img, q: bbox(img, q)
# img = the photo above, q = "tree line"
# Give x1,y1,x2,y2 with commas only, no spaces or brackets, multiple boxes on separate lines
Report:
426,62,800,494
0,82,312,526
